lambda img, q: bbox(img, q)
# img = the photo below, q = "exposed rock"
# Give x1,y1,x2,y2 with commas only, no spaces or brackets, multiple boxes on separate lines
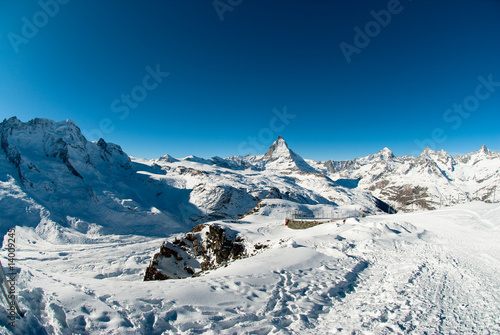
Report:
266,187,282,199
144,223,252,281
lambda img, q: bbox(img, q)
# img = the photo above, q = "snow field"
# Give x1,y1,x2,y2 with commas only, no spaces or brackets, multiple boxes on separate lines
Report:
0,202,499,334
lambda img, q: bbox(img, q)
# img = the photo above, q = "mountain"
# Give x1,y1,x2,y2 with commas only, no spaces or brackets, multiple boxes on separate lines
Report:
132,137,394,222
262,135,317,173
0,117,395,239
321,146,500,212
1,116,498,240
1,117,499,334
0,117,184,238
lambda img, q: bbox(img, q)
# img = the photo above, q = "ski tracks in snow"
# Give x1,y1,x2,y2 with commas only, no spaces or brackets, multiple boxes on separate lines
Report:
135,250,370,334
316,225,500,334
3,205,500,334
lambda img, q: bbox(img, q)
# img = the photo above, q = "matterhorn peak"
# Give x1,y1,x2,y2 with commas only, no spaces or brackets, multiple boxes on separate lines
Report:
262,136,317,173
264,135,291,161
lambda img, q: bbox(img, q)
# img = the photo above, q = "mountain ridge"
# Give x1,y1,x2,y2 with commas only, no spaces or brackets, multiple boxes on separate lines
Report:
1,117,498,238
0,117,395,239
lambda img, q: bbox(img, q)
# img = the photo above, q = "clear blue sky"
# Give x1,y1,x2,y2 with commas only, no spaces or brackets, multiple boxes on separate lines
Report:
1,0,499,160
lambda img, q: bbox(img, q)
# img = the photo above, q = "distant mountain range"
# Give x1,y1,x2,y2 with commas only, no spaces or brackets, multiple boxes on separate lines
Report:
1,117,498,237
319,145,499,211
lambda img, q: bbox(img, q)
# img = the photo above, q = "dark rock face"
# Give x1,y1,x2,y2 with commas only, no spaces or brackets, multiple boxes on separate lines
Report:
198,224,246,270
144,223,248,281
373,196,398,214
266,187,282,199
143,262,171,281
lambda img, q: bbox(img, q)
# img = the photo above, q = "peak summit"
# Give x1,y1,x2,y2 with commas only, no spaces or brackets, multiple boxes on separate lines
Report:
420,147,435,156
264,136,290,160
478,144,490,154
263,136,317,173
376,147,394,159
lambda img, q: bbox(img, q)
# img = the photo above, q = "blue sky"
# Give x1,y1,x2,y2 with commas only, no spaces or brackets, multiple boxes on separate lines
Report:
1,0,499,161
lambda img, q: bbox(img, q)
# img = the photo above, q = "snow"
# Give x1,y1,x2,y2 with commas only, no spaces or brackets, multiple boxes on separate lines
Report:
324,145,500,211
1,202,499,334
1,117,499,334
262,136,317,173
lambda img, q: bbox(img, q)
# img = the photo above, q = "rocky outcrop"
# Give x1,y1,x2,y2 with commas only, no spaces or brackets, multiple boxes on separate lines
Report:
144,223,249,281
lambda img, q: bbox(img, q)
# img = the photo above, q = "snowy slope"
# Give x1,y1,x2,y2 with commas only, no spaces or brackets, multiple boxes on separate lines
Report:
1,202,498,334
0,117,184,237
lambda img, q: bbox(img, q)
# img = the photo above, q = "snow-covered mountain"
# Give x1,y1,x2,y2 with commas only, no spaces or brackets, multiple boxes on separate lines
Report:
2,117,499,239
319,145,500,212
143,134,499,214
145,132,500,214
0,117,393,239
1,116,499,334
131,138,394,222
0,117,184,238
262,135,317,173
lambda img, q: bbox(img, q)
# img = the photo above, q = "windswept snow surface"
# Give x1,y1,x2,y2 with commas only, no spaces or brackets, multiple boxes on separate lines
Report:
1,202,499,334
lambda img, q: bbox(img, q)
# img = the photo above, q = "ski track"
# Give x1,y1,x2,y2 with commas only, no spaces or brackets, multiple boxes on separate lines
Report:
316,213,500,334
1,204,499,334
